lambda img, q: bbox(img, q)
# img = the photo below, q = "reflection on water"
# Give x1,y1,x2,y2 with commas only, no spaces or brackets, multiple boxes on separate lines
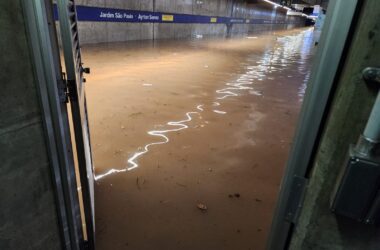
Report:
298,71,310,102
127,104,204,171
213,110,227,114
95,105,204,180
95,29,314,181
215,29,313,104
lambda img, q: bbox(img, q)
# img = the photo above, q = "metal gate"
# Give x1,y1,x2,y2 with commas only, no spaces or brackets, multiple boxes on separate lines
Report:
56,0,95,248
21,0,95,249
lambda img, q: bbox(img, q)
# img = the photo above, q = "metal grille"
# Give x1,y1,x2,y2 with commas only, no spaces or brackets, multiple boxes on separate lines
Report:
56,0,95,249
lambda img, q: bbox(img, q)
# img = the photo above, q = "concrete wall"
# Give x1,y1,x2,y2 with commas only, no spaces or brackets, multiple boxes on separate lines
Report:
289,0,380,249
0,0,62,249
72,0,305,44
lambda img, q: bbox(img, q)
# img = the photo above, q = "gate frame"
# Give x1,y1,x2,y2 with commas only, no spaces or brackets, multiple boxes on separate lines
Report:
21,1,94,249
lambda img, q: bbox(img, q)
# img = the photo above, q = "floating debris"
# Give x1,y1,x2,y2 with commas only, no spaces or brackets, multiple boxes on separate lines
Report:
176,182,187,188
114,149,123,155
197,203,208,211
136,176,146,190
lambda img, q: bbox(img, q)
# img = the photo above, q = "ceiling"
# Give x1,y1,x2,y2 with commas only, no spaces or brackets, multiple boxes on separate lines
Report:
246,0,329,9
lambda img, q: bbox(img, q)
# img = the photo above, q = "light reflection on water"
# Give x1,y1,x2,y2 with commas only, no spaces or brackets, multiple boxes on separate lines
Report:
94,105,204,180
95,29,314,180
127,104,205,171
213,110,227,114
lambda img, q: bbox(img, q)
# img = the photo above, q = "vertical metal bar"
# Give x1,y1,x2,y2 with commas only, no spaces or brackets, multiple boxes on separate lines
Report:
153,0,156,40
363,92,380,142
56,1,95,248
267,0,359,249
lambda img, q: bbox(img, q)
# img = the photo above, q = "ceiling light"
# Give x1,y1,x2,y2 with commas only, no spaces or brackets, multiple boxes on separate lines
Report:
263,0,281,8
263,0,291,11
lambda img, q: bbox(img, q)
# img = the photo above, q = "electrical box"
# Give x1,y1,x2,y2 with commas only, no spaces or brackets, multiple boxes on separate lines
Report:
331,146,380,224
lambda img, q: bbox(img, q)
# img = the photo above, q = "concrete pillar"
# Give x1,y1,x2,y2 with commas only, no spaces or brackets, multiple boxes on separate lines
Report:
289,0,380,249
0,0,62,249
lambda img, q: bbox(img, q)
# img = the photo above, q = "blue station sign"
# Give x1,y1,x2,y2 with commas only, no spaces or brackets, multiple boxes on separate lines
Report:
53,5,298,25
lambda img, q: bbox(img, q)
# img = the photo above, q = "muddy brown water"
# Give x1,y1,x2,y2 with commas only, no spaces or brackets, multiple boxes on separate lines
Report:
82,28,315,250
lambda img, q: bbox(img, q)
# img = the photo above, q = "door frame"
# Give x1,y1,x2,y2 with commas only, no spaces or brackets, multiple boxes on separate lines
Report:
267,0,361,249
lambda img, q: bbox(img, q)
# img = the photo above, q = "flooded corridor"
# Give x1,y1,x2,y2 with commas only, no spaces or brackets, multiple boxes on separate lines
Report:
84,28,315,250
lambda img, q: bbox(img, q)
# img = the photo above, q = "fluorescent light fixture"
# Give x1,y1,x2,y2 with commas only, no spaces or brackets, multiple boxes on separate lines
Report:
287,11,305,16
296,13,317,19
263,0,292,11
263,0,281,8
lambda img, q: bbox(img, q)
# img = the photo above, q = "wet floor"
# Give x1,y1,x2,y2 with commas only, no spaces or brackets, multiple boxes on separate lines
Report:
83,28,315,250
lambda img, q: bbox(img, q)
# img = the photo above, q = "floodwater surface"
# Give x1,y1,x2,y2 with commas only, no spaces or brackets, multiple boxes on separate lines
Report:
83,28,315,250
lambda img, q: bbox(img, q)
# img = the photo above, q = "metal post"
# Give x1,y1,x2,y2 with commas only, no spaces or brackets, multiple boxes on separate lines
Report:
363,92,380,142
355,68,380,158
